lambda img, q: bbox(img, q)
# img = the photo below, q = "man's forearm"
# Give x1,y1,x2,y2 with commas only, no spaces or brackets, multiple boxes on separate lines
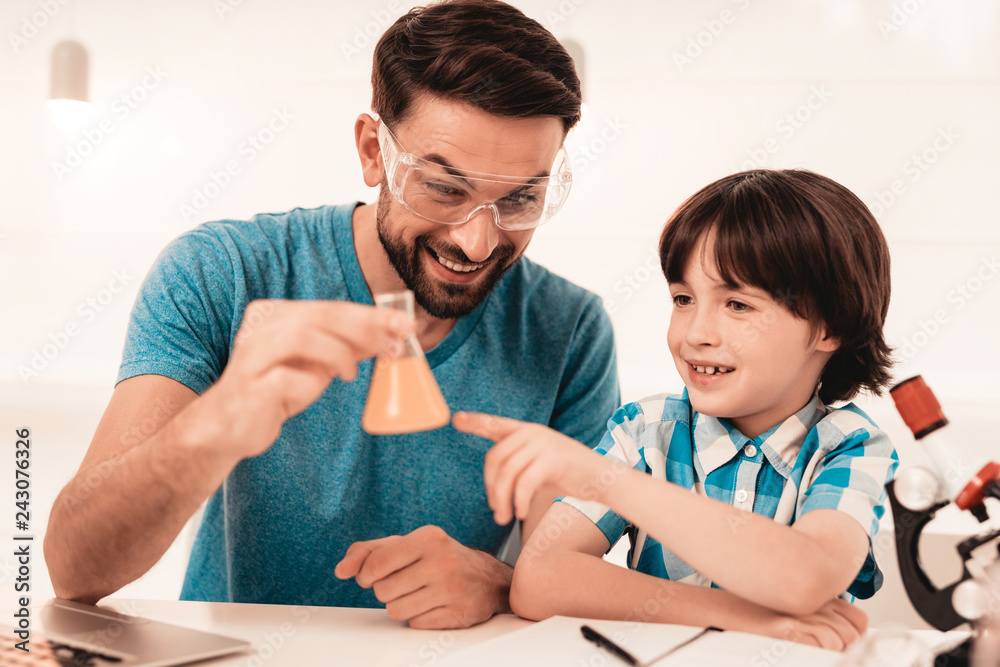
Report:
44,405,239,603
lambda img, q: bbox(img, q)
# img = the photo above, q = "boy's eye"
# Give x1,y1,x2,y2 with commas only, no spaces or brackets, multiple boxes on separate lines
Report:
728,300,751,312
672,295,692,307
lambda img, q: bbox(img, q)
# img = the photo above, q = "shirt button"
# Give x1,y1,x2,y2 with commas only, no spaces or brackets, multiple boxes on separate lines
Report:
744,444,758,458
735,489,749,503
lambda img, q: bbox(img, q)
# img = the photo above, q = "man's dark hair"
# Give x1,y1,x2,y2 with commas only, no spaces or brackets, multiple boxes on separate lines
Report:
658,169,893,404
372,0,582,134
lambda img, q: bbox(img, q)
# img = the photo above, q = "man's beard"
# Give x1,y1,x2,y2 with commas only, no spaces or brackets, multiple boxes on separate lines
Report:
375,186,520,320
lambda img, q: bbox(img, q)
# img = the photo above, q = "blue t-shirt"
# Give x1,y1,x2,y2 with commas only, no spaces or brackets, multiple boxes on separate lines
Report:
560,390,898,600
117,203,620,607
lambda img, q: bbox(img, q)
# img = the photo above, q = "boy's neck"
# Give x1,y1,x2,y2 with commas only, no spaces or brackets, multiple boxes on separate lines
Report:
724,390,820,440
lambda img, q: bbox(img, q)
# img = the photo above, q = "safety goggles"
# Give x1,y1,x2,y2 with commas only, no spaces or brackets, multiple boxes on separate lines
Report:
377,120,573,231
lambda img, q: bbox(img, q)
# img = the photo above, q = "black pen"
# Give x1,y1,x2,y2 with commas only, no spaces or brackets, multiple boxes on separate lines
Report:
580,624,722,666
581,624,641,665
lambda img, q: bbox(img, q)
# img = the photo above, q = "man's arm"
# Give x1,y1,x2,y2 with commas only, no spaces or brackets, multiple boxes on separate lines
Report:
44,300,412,603
510,503,867,651
46,375,218,602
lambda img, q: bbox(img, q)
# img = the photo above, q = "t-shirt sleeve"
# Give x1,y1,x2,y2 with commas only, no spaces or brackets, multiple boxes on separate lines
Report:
799,423,899,599
117,228,239,394
558,403,651,550
548,293,621,449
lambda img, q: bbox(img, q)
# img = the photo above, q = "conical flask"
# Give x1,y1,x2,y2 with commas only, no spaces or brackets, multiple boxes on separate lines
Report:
361,290,451,435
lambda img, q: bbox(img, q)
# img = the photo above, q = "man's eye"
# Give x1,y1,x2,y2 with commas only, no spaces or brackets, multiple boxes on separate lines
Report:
501,191,539,207
672,295,692,306
728,300,751,312
425,181,464,197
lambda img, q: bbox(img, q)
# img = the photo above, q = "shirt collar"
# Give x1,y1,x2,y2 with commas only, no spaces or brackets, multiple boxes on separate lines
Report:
689,389,827,479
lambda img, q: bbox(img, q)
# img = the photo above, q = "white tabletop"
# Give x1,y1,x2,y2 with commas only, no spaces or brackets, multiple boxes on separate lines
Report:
92,598,532,666
10,598,971,667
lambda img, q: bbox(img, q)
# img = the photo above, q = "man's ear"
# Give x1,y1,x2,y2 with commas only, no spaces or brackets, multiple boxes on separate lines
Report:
355,113,383,188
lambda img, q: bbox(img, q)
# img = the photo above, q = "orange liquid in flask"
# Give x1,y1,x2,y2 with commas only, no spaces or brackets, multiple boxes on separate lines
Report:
361,290,450,435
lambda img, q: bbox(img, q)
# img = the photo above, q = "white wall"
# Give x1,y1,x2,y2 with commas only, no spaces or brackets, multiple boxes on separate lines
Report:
1,0,998,630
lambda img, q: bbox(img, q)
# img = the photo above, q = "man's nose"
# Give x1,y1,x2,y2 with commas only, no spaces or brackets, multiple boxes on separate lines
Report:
448,206,500,263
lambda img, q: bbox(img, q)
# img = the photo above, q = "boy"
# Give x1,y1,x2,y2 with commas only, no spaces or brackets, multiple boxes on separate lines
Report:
453,169,897,649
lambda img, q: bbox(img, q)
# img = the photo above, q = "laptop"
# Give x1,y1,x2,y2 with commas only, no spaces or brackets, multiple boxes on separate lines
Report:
3,598,250,666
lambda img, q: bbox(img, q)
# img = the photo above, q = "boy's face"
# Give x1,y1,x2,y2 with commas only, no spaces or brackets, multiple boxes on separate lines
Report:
666,233,839,438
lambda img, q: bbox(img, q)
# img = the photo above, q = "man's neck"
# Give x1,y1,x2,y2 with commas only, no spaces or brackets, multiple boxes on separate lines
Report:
351,203,455,351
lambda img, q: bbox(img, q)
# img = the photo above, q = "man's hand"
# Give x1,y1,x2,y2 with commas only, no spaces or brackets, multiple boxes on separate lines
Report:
765,597,868,651
452,411,623,525
334,525,512,629
196,299,412,462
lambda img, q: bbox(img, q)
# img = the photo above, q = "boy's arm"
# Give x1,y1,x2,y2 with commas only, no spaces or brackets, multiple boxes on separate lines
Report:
455,411,883,617
601,473,869,615
511,503,867,651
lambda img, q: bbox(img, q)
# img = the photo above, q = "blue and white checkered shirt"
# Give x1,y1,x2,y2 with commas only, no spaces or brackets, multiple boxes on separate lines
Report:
560,390,898,599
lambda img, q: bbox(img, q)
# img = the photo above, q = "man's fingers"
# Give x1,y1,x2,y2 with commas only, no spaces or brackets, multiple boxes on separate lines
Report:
353,535,424,588
318,300,413,359
334,536,396,580
370,558,434,605
236,299,412,363
384,584,483,630
248,328,359,381
452,412,525,442
406,605,477,630
382,586,443,625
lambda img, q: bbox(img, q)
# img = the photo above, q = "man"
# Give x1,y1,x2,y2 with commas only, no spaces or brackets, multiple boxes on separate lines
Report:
44,0,619,630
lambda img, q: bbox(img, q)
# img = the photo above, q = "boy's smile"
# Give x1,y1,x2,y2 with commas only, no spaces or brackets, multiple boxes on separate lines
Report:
667,233,839,438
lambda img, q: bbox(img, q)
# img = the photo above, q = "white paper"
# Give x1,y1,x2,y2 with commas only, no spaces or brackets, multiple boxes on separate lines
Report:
436,616,843,666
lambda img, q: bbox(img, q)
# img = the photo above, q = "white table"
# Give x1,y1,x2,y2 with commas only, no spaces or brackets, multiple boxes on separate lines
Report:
48,598,532,666
12,598,971,666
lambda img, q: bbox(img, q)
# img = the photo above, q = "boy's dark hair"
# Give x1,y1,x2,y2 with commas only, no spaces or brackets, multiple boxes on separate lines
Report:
658,169,892,404
372,0,582,134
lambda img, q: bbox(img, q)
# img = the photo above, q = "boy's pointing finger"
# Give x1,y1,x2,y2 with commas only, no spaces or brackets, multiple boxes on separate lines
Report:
452,411,523,441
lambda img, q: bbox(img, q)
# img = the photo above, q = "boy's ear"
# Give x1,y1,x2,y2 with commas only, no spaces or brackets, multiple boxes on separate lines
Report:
816,328,841,353
355,113,383,188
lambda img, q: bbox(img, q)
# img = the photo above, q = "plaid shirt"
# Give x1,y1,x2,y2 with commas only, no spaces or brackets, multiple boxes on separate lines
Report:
560,390,898,599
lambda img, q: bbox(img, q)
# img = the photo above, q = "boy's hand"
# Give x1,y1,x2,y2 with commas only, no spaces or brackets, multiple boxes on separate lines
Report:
452,412,627,525
770,597,868,650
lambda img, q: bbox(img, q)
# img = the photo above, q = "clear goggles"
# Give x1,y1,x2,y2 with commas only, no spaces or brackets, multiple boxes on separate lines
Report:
377,119,573,231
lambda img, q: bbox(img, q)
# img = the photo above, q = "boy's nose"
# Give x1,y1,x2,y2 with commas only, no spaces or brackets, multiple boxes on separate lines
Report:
448,207,500,264
685,307,722,347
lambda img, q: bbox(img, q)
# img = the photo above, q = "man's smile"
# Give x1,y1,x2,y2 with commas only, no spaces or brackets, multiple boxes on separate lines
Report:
426,246,488,274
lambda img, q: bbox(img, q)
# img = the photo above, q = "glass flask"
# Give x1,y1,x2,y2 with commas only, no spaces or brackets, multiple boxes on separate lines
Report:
361,290,451,435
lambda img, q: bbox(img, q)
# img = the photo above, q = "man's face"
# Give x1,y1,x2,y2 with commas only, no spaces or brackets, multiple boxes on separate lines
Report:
375,95,565,319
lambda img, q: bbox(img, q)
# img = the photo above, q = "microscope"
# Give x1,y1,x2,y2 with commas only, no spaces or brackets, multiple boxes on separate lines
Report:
888,376,1000,666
